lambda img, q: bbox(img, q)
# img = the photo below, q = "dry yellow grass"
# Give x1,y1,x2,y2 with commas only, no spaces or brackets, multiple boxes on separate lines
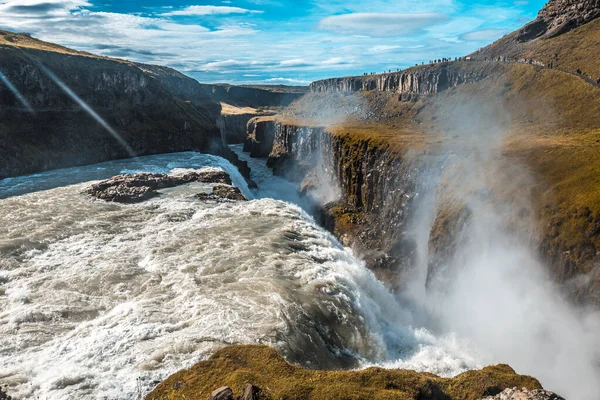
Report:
220,102,258,115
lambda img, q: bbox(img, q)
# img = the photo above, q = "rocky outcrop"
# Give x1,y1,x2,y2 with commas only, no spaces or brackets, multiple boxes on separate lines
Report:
262,121,424,275
480,387,565,400
243,117,277,158
309,63,488,96
217,113,257,144
196,185,247,201
518,0,600,40
208,386,234,400
86,171,233,203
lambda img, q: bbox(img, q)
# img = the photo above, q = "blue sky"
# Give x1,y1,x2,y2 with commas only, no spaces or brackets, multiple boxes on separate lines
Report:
0,0,547,85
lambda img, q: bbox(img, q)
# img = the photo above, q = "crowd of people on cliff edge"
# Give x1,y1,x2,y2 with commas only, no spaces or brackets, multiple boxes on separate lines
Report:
361,54,600,86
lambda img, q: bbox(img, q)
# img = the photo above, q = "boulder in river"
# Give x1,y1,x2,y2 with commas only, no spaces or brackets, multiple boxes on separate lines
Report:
196,185,247,202
85,171,234,203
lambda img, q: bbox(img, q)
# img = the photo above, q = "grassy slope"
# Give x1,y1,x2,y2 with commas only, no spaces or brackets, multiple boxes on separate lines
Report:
0,30,127,61
476,17,600,79
146,345,541,400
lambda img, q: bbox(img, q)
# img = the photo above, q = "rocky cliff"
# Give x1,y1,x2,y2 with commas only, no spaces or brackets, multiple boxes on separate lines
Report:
217,113,257,144
250,118,424,279
518,0,600,40
0,32,255,180
309,63,493,96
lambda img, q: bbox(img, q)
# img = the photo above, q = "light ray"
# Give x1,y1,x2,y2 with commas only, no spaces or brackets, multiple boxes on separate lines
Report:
36,63,136,158
0,71,34,113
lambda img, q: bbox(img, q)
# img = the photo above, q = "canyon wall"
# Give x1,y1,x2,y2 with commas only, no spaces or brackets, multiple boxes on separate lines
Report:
309,63,490,96
0,39,254,180
250,117,599,302
217,113,256,144
252,119,425,280
140,63,305,108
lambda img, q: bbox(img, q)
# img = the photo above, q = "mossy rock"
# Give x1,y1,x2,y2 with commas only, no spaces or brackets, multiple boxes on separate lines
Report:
146,345,541,400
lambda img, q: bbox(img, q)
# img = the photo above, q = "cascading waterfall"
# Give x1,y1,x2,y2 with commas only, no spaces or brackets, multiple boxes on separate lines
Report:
0,152,481,400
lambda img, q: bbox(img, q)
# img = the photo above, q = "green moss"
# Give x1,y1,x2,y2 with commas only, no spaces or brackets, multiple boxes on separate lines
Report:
146,345,541,400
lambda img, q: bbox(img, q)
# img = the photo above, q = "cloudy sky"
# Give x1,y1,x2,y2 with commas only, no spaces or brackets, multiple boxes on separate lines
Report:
0,0,546,85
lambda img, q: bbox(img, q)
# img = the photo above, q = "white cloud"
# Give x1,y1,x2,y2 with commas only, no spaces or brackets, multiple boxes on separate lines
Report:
319,13,449,37
460,28,508,41
265,77,309,84
162,5,261,16
279,58,308,67
368,44,402,53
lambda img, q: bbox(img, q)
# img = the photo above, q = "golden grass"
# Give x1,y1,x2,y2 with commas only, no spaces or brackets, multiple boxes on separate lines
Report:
0,30,119,60
220,102,258,115
146,345,541,400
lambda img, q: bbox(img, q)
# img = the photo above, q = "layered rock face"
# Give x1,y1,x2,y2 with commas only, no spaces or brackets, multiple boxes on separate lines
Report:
243,117,277,158
258,119,424,276
202,84,304,108
138,64,303,109
309,64,488,96
0,43,225,179
518,0,600,40
217,113,256,144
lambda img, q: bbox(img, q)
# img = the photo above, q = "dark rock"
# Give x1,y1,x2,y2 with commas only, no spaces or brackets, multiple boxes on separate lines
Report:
218,113,256,144
416,380,451,400
86,171,234,203
309,63,487,95
245,117,277,158
248,180,259,190
479,387,566,400
197,185,247,202
209,386,234,400
92,185,157,203
0,385,12,400
0,37,225,181
518,0,600,41
194,171,233,185
239,383,262,400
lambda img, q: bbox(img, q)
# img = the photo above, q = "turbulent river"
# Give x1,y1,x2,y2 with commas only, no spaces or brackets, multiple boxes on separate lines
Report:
0,150,481,399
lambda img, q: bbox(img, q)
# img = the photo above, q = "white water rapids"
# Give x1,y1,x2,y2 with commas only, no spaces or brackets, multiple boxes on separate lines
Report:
0,152,481,399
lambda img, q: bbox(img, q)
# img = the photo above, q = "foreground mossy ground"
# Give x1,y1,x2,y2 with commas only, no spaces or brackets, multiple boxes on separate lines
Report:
146,345,541,400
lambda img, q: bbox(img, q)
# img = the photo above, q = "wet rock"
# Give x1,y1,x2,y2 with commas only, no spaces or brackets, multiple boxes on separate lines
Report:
239,383,263,400
86,171,233,203
479,387,566,400
0,385,12,400
197,185,247,202
194,171,232,185
209,386,234,400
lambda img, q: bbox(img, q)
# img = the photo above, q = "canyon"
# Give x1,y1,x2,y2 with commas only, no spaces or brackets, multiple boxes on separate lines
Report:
1,0,600,398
